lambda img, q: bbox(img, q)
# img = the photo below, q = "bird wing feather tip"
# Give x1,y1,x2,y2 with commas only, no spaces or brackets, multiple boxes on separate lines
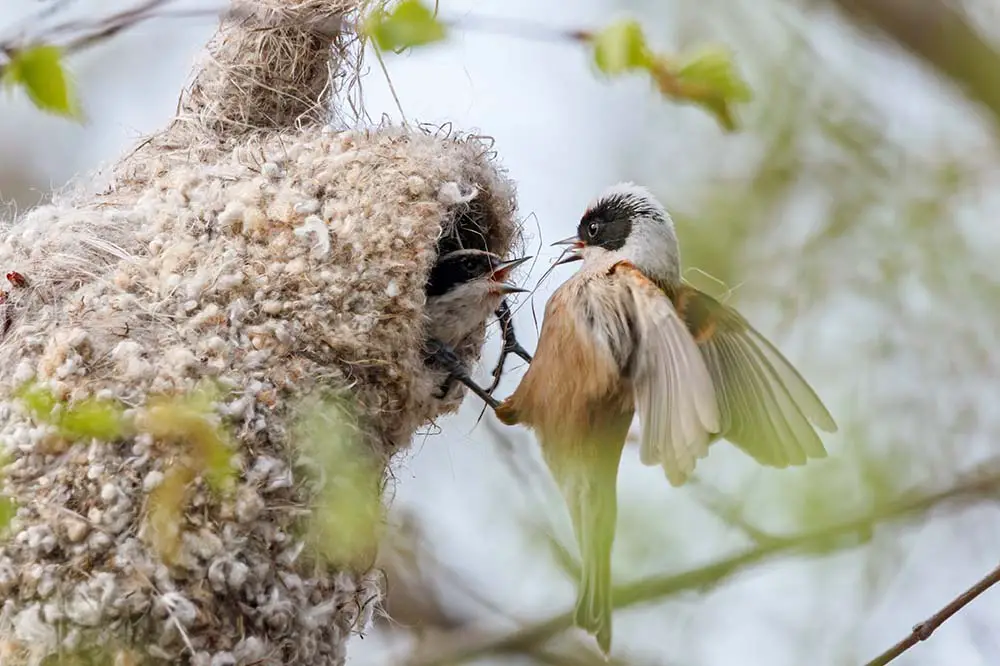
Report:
637,432,658,466
744,325,839,434
681,287,836,467
663,462,691,487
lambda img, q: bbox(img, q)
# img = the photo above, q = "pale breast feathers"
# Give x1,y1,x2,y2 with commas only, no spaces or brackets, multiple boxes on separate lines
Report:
496,263,721,485
494,270,634,442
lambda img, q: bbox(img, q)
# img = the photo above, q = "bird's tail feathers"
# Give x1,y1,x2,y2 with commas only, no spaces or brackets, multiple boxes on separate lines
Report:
574,529,613,655
563,460,619,656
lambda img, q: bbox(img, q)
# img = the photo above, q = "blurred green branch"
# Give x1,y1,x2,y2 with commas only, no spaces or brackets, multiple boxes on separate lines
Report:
404,458,1000,665
831,0,1000,132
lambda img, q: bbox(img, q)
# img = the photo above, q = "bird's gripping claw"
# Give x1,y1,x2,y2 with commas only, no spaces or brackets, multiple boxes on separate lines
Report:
423,251,533,408
426,337,501,409
487,298,533,395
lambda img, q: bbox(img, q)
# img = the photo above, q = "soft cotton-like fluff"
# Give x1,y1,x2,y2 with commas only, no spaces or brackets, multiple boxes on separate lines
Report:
0,0,518,663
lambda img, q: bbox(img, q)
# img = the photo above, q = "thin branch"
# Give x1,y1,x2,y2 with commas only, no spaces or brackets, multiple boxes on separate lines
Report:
0,0,239,66
516,512,581,583
351,12,591,50
61,4,239,56
371,42,407,124
405,462,1000,666
442,14,591,45
863,562,1000,666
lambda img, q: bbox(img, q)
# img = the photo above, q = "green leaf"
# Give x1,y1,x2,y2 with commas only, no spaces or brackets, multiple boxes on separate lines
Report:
2,45,80,119
15,383,58,421
143,385,236,494
15,383,126,441
587,22,753,133
59,397,126,441
364,0,447,53
146,466,192,564
670,45,753,132
591,19,652,75
676,46,753,102
0,495,15,534
294,394,382,571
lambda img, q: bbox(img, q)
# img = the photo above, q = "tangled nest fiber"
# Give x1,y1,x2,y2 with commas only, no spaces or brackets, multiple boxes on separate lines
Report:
0,1,519,664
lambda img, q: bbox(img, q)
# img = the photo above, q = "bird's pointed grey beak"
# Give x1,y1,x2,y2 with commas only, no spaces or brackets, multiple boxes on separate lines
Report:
497,284,529,295
490,256,532,295
490,255,532,279
551,236,580,247
552,236,584,266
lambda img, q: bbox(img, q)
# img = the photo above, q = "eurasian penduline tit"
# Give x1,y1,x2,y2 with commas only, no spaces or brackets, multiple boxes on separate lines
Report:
495,183,838,655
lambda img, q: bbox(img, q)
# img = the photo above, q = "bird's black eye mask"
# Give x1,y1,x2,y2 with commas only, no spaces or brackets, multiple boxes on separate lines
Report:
427,181,513,297
424,253,495,297
578,192,663,252
578,197,633,252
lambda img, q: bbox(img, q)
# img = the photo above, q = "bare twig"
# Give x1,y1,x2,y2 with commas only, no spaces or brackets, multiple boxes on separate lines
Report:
346,11,590,48
405,462,1000,666
863,562,1000,666
62,3,239,56
371,42,407,124
522,515,580,580
442,14,591,44
0,0,239,68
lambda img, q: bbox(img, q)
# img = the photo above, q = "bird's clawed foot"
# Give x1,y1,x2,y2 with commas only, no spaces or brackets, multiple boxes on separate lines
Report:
426,338,500,410
488,299,533,394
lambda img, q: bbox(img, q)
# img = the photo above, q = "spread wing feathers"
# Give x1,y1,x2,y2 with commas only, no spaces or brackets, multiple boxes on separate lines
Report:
615,265,720,486
677,287,838,468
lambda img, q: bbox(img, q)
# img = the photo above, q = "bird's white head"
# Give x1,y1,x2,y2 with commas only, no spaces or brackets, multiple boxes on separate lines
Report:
554,183,681,284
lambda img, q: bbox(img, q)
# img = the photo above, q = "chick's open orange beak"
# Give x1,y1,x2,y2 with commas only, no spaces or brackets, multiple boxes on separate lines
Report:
490,256,532,294
552,235,584,266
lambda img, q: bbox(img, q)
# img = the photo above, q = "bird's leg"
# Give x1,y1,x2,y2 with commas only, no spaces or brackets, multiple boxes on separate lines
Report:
487,298,533,394
426,338,500,410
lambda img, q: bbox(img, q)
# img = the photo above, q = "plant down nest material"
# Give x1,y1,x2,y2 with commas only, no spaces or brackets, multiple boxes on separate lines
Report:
0,1,520,664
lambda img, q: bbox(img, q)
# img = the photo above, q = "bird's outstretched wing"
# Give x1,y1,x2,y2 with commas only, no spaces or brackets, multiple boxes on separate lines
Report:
612,263,721,486
669,283,838,468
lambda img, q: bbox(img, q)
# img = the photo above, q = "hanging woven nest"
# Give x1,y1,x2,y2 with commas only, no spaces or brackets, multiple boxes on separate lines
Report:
0,1,520,664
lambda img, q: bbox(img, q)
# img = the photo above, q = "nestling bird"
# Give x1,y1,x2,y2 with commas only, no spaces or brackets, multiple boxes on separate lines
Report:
424,248,532,404
495,183,838,655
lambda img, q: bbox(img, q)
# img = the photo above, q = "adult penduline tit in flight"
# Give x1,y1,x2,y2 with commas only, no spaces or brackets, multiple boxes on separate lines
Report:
494,183,838,655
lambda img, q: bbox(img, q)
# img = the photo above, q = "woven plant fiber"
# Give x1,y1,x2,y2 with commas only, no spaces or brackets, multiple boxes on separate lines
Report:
0,1,520,664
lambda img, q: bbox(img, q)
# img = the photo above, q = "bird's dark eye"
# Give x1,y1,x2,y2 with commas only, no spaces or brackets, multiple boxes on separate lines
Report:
587,221,599,238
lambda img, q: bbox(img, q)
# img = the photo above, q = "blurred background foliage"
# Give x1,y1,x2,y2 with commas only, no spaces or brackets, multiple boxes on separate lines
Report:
368,1,1000,664
3,0,1000,665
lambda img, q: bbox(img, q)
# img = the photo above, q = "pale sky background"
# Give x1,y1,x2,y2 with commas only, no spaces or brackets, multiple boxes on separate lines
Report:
2,1,999,665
